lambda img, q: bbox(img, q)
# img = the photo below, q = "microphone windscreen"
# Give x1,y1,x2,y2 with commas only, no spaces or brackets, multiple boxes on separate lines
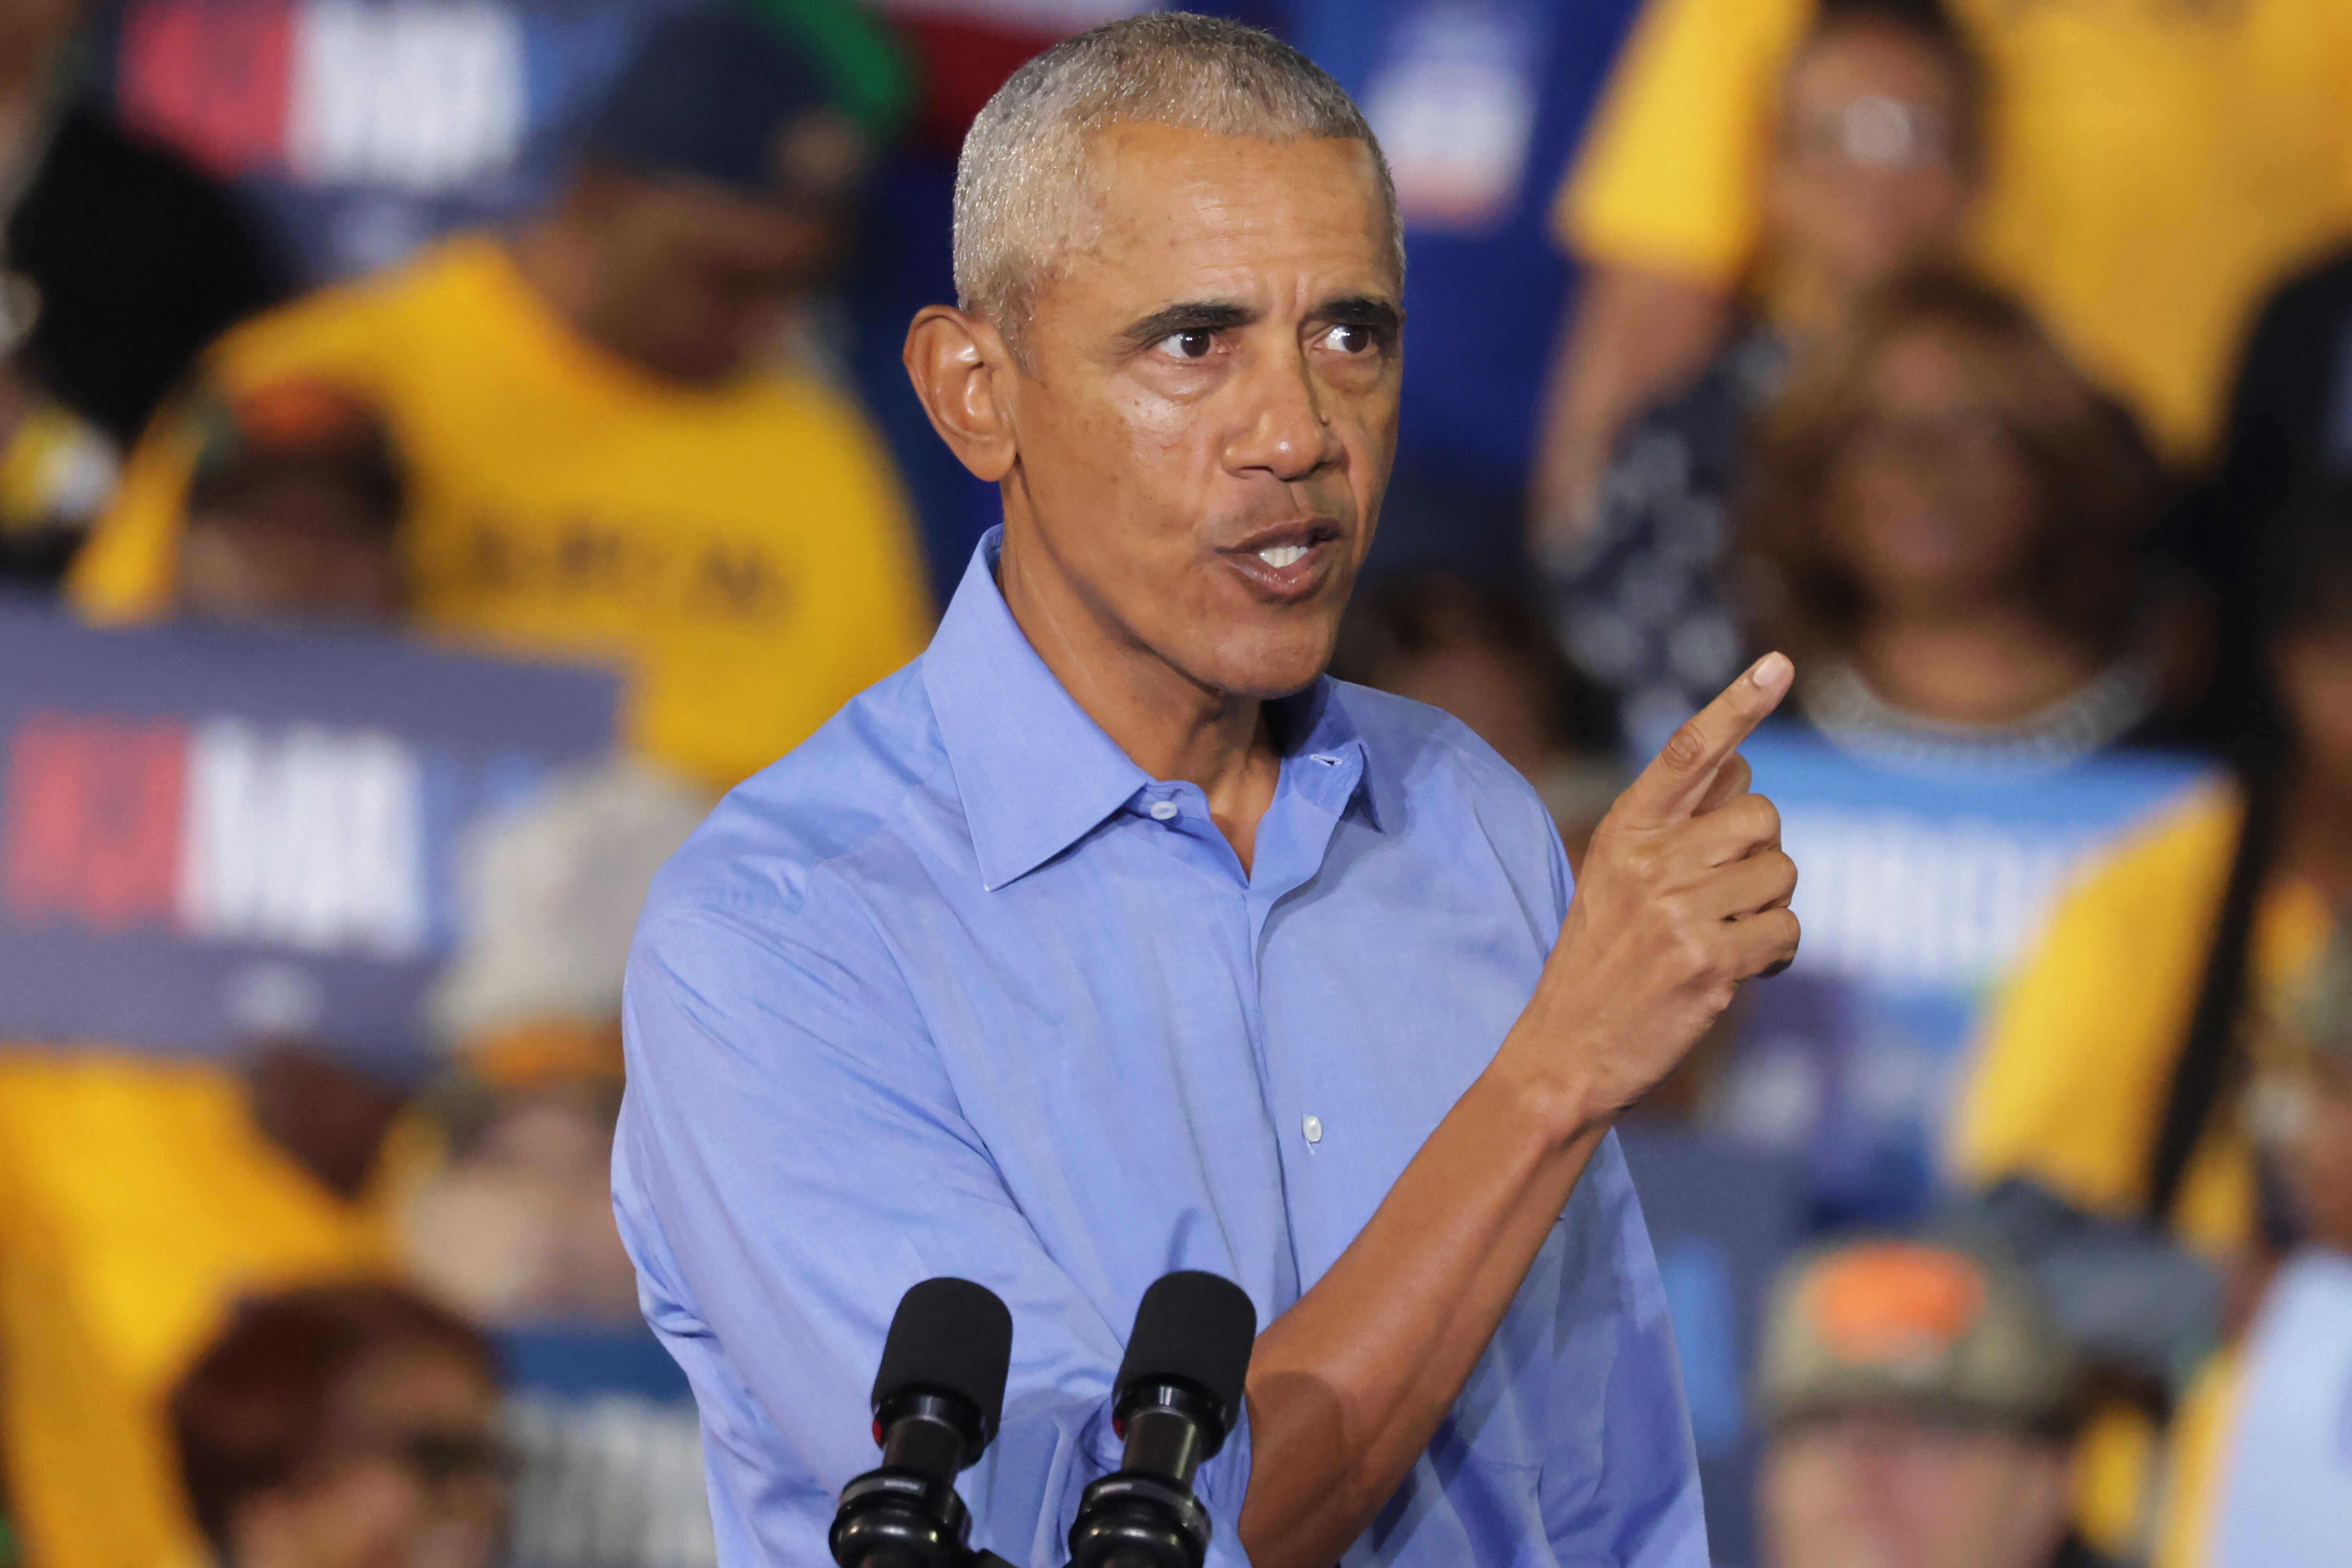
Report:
1115,1271,1258,1424
871,1277,1014,1434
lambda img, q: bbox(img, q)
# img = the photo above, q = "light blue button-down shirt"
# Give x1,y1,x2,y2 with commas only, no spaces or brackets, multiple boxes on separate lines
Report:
613,531,1706,1567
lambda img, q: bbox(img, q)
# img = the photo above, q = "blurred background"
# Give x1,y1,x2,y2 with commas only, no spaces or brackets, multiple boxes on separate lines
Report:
1,1,2349,1566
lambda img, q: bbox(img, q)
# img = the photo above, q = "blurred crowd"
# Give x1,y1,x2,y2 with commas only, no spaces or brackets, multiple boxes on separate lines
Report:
2,1,2351,1567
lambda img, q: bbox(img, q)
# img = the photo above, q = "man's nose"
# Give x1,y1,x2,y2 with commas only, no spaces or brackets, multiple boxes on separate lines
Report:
1222,346,1343,482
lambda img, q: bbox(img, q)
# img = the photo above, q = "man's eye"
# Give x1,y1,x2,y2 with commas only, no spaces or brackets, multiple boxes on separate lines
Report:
1156,329,1216,360
1320,324,1374,354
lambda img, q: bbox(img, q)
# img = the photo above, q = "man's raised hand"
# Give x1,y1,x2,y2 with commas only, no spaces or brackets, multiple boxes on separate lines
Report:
1500,654,1802,1127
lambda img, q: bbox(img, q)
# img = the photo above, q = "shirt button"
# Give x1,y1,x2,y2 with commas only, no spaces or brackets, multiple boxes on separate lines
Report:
1301,1114,1323,1144
1149,800,1179,822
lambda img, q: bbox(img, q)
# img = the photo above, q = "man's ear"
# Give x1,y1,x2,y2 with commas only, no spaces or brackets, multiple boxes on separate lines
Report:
904,306,1018,484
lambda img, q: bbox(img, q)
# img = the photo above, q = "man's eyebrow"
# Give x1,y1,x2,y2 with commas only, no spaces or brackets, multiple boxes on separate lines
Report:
1317,295,1405,333
1118,300,1258,346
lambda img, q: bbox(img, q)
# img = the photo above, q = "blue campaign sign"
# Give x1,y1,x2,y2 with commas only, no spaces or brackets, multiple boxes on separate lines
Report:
1724,724,2215,1224
105,0,703,282
0,604,617,1072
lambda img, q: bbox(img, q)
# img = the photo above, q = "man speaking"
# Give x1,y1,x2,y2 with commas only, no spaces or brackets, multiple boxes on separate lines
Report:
613,15,1798,1567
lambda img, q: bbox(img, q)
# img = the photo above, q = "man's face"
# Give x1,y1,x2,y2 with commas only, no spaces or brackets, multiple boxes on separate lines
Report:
1760,1410,2075,1568
996,123,1401,702
586,120,862,386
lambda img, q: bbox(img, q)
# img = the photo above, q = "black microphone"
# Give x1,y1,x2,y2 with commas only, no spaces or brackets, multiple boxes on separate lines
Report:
1067,1271,1258,1568
830,1277,1015,1568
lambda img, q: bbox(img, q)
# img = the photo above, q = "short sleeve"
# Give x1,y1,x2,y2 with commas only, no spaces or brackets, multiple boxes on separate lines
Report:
1946,792,2238,1217
613,891,1254,1567
1554,0,1811,285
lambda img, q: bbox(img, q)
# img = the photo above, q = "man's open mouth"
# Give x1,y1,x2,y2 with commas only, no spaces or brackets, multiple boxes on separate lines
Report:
1218,521,1346,602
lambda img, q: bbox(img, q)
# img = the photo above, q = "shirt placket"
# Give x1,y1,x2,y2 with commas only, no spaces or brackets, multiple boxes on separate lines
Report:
1240,747,1367,1309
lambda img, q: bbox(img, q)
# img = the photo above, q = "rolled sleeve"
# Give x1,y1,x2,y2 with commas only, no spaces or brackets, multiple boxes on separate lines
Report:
613,894,1236,1566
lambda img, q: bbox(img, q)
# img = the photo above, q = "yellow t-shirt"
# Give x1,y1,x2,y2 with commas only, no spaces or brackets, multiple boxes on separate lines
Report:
1562,0,2352,460
69,235,933,793
0,1050,396,1568
1951,786,2334,1258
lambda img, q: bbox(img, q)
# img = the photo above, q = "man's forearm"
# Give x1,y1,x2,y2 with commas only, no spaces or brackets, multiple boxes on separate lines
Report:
1237,1058,1609,1568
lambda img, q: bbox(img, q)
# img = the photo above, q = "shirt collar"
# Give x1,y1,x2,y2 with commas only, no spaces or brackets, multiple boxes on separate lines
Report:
1271,676,1383,835
922,529,1380,890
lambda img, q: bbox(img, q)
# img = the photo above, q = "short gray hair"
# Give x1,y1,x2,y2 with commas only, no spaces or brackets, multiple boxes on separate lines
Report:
952,13,1401,353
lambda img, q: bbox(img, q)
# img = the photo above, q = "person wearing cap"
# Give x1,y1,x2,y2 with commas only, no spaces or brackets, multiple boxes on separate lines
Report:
172,378,407,623
1756,1238,2109,1568
68,10,931,794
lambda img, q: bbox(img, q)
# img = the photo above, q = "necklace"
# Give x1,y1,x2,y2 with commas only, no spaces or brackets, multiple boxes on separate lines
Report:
1799,656,2158,774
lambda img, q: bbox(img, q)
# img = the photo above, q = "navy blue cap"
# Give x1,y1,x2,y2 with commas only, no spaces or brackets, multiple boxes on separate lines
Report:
575,10,838,195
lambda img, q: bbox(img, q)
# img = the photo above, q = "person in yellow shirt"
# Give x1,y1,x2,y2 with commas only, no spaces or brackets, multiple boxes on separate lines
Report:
1951,787,2330,1260
1955,494,2352,1253
0,361,656,1568
0,281,457,1568
1949,500,2352,1560
0,1043,414,1568
1534,0,2352,536
71,10,931,794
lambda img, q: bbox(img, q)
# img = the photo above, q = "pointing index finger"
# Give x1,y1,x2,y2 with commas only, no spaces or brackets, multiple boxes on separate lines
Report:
1615,653,1794,827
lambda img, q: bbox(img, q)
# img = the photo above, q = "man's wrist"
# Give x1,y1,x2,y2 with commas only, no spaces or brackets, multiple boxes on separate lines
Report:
1475,1042,1619,1156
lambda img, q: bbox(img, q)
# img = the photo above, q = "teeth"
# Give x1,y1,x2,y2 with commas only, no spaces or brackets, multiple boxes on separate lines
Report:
1257,545,1309,568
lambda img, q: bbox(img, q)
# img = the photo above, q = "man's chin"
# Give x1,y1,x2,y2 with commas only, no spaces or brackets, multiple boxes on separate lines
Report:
1177,627,1341,704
